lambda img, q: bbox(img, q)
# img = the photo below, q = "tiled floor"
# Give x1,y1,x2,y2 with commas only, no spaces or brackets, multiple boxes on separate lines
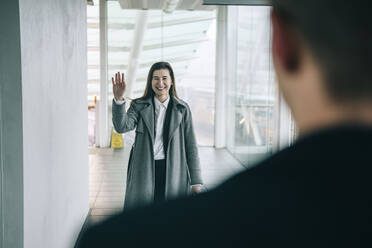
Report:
86,146,245,227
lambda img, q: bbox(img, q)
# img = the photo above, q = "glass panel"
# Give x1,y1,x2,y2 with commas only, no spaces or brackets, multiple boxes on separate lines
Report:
228,6,275,167
107,3,216,146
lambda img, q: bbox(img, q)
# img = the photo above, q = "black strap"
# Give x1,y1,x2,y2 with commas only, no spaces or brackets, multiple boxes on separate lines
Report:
162,97,173,157
152,97,156,137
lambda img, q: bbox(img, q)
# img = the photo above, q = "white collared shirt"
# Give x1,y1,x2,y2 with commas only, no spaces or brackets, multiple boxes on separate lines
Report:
113,96,169,159
153,96,170,160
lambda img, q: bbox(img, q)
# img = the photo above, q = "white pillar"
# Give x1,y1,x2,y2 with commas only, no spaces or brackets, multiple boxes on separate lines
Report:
99,0,109,147
214,6,228,148
125,10,149,98
272,84,293,152
226,6,238,151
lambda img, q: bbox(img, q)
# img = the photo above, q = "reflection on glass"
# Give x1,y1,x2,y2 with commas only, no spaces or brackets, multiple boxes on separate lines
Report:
228,6,275,167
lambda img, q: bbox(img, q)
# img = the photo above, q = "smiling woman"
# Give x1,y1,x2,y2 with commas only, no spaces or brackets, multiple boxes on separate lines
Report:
151,69,173,102
111,61,203,210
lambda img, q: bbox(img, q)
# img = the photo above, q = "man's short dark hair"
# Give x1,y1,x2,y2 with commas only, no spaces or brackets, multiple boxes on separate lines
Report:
273,0,372,103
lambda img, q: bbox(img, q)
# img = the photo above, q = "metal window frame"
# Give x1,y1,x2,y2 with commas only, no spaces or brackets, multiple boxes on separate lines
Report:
203,0,272,6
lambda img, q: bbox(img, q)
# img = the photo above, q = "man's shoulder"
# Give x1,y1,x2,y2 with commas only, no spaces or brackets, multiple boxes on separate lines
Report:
222,124,372,185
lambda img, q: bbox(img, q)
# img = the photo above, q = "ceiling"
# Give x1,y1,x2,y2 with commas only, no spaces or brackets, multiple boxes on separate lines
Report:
87,0,216,105
117,0,216,11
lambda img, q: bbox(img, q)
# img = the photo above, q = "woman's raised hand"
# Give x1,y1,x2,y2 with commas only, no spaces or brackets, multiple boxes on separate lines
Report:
112,72,126,101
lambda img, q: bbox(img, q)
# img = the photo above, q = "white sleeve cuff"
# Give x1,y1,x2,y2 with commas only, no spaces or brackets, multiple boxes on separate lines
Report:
114,98,125,105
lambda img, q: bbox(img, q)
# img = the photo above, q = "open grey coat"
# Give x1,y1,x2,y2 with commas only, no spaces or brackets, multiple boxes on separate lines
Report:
112,96,203,210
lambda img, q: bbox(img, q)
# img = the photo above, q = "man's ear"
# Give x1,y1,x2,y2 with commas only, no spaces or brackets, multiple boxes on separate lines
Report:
271,10,300,73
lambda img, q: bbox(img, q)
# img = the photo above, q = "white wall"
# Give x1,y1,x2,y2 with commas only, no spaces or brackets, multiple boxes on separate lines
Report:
0,1,24,247
19,0,89,247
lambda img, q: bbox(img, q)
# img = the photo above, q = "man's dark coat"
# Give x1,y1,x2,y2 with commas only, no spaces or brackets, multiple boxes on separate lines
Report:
78,125,372,247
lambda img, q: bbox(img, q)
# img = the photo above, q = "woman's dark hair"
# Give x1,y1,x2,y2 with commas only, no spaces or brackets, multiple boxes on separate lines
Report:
136,61,179,100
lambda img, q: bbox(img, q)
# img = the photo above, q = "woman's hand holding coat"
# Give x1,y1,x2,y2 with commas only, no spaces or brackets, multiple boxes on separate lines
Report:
191,185,202,194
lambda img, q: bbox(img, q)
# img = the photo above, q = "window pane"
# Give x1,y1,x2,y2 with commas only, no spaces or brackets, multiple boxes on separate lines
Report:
107,3,216,146
228,6,275,167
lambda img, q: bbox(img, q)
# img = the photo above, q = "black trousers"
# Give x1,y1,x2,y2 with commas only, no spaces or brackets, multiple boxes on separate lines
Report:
154,159,166,204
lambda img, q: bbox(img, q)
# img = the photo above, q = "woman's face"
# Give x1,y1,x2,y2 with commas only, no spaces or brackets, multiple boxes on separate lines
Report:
151,69,173,99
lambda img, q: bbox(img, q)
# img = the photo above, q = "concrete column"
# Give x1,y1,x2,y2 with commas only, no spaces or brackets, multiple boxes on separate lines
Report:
1,0,88,247
21,0,88,247
0,2,24,247
214,6,228,148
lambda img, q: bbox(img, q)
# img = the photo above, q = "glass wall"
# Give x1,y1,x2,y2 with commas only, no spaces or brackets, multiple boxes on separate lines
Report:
87,2,295,152
107,2,216,146
227,6,275,167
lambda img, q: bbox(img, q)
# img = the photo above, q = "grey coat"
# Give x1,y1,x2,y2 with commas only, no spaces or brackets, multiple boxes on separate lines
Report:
112,96,203,210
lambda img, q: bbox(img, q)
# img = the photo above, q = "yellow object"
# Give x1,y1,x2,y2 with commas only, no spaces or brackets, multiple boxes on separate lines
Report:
110,127,123,148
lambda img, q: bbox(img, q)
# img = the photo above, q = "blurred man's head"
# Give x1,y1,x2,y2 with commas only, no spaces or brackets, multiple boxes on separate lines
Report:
271,0,372,135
